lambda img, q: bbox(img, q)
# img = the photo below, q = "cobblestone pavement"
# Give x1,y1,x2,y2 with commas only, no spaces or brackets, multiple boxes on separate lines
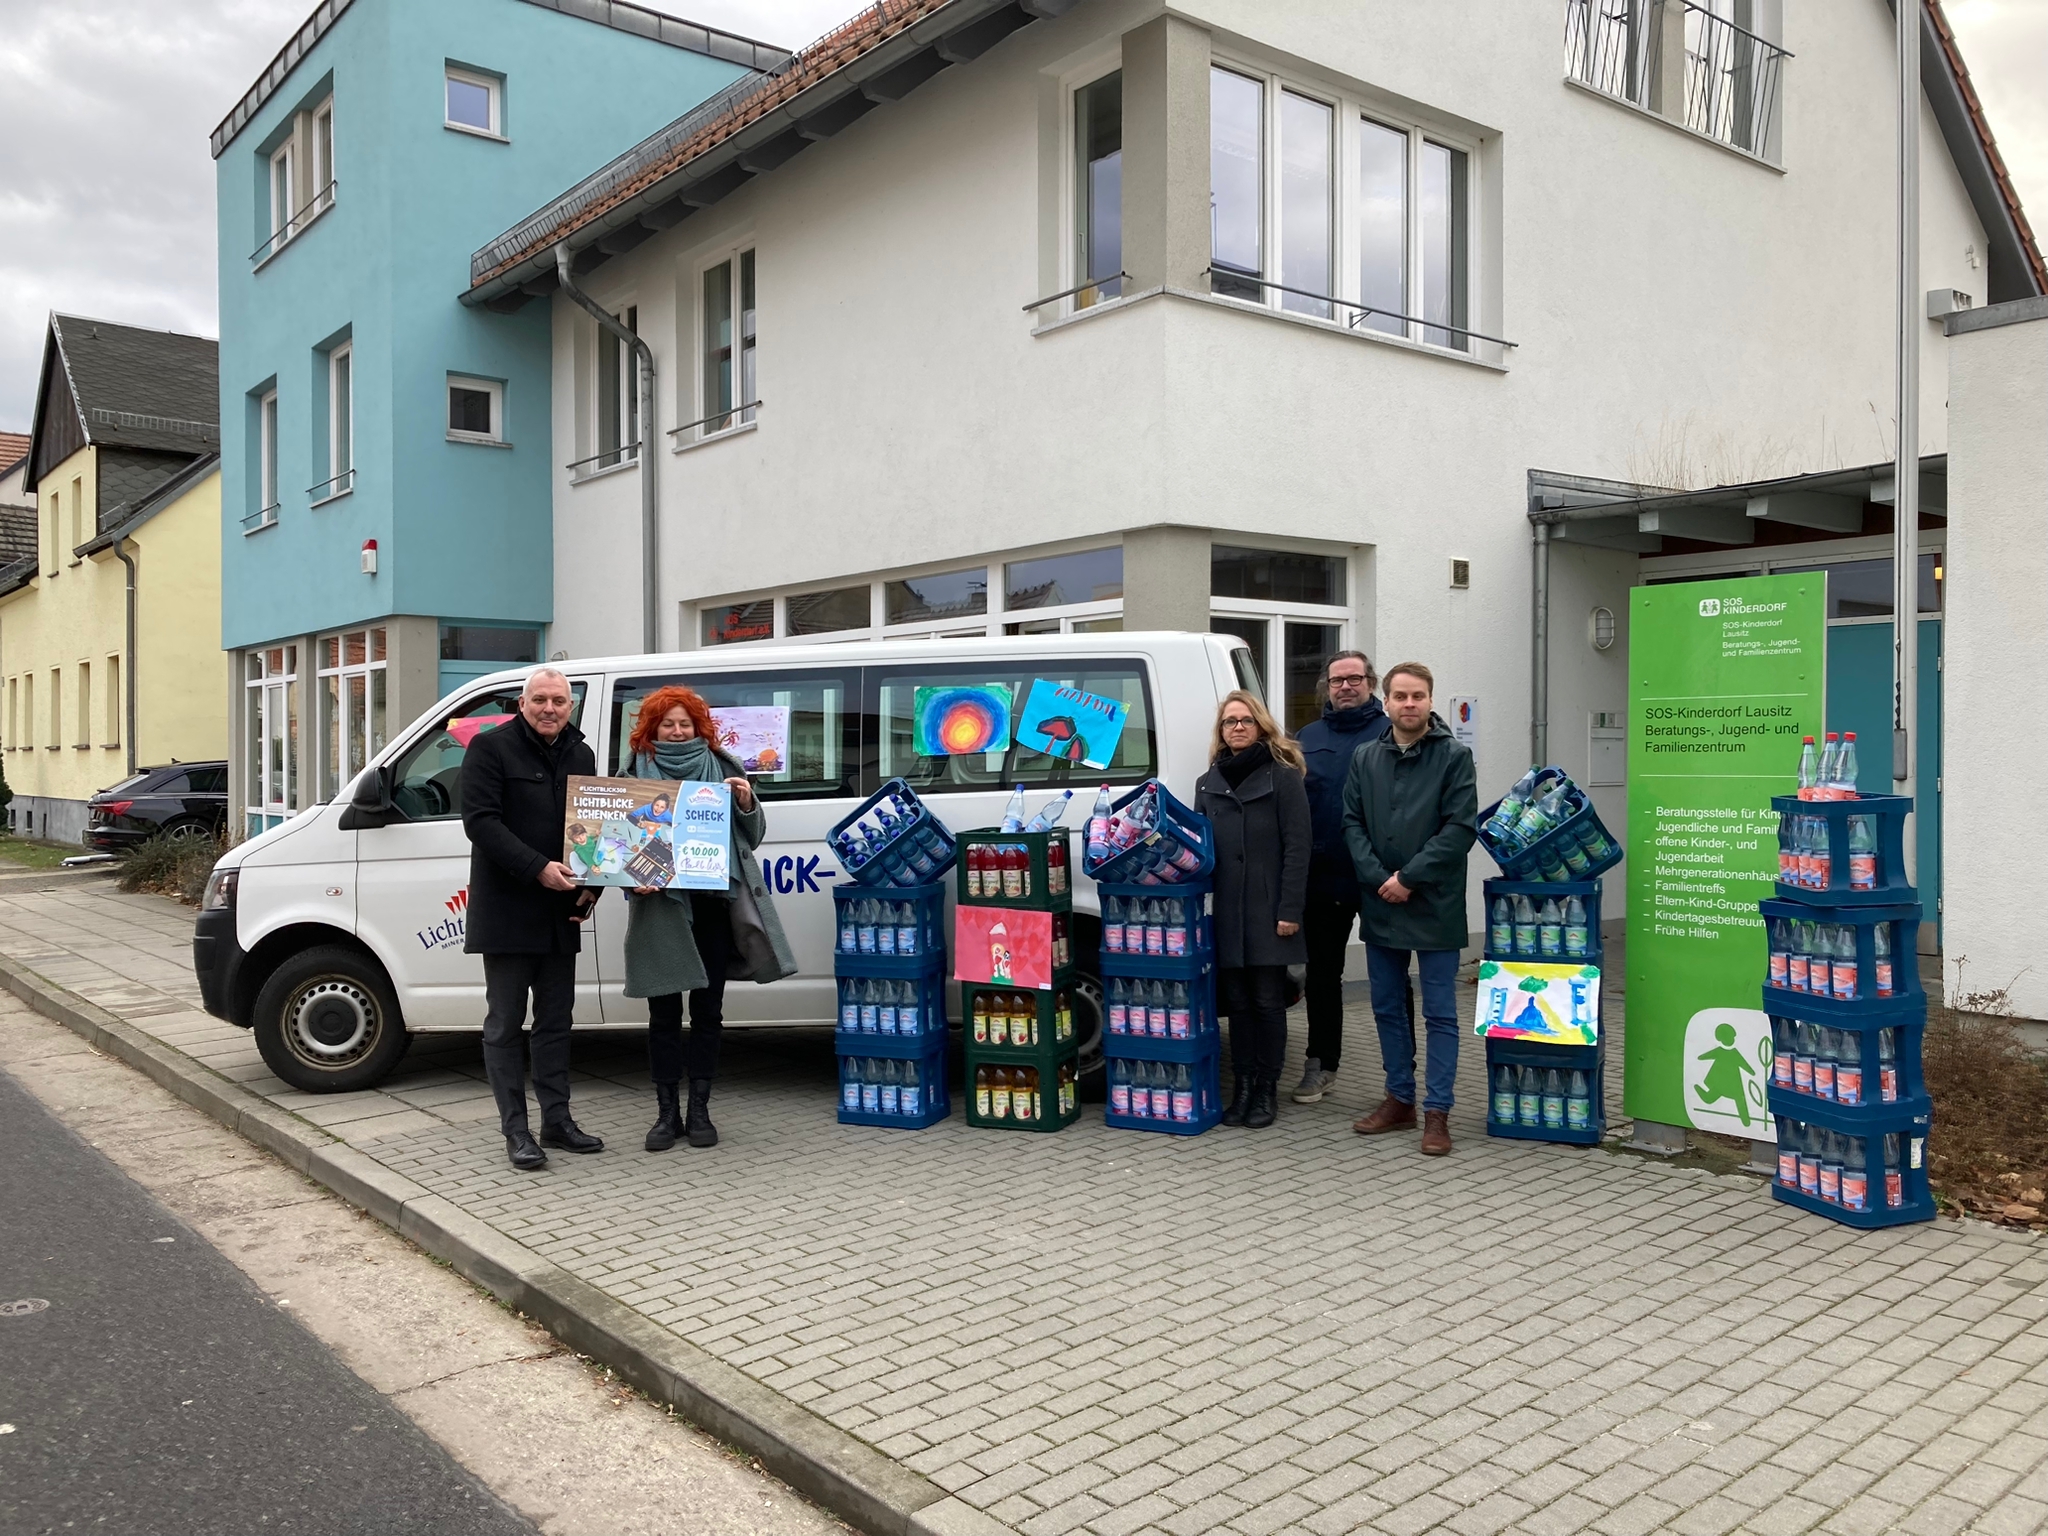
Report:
4,878,2047,1536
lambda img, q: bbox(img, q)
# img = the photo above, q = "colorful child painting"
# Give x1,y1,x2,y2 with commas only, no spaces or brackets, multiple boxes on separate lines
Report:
989,920,1013,985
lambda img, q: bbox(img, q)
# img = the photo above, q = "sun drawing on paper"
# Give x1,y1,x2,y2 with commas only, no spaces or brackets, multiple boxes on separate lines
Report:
913,685,1014,757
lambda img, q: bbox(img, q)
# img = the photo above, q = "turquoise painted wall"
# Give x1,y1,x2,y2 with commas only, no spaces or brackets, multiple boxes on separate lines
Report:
1825,620,1942,933
217,0,758,652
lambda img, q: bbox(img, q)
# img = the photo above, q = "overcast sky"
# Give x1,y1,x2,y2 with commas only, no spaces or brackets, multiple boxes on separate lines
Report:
0,0,2041,432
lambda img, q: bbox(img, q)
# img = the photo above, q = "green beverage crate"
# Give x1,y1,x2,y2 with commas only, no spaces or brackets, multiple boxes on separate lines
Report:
955,828,1074,911
964,1038,1080,1130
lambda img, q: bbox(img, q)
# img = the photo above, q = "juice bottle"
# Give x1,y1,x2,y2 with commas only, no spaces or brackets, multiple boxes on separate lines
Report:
1047,833,1069,895
1016,1068,1039,1123
991,1067,1012,1120
1003,845,1026,899
1060,1061,1077,1117
1056,990,1073,1041
972,989,990,1042
1017,992,1038,1047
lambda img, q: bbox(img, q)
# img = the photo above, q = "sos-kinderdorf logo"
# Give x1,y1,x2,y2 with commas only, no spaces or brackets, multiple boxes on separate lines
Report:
1698,598,1722,617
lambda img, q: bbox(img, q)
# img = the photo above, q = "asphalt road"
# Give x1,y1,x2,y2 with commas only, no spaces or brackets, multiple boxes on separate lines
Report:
0,1066,537,1536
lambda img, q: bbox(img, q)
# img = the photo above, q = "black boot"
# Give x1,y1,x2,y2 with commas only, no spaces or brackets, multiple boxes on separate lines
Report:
685,1078,718,1148
645,1082,682,1152
1221,1074,1255,1127
1244,1076,1279,1130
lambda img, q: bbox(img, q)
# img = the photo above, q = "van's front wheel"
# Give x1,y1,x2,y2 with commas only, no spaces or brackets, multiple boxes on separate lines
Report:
1071,972,1106,1103
253,946,410,1092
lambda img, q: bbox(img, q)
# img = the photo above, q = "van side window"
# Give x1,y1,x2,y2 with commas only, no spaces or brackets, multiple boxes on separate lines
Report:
386,685,588,821
867,660,1155,795
609,669,861,802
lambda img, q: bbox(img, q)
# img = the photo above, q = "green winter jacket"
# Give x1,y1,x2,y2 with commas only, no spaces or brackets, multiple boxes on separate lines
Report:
1340,714,1479,952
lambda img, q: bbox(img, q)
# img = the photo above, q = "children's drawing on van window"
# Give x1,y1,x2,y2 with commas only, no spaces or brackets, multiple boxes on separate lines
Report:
445,714,513,748
913,684,1014,757
709,705,789,774
1015,678,1129,770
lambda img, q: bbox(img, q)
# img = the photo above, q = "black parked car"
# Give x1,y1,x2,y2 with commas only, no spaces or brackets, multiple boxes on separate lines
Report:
86,762,230,850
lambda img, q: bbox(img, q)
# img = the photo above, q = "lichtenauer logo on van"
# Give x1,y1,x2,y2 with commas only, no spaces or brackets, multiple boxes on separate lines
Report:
416,888,467,951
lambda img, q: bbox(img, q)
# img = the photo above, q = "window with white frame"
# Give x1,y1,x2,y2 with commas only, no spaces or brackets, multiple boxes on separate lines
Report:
104,654,120,746
699,253,756,438
445,66,502,137
448,374,503,444
318,627,387,802
318,342,353,501
257,95,334,263
250,390,280,531
1074,73,1123,307
75,661,90,748
1209,544,1351,733
245,644,299,833
595,306,639,469
312,98,335,210
269,139,296,242
1206,59,1482,355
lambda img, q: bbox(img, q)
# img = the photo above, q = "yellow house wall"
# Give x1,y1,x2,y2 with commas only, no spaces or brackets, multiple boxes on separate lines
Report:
0,446,226,811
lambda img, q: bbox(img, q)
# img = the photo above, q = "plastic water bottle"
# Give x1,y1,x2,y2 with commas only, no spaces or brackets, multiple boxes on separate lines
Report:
859,979,880,1033
1563,896,1589,958
1573,816,1616,864
1796,1123,1821,1196
1086,784,1115,866
1787,922,1810,994
855,899,878,953
901,1058,922,1117
1816,733,1841,798
1023,790,1073,833
1486,769,1542,849
1807,923,1832,996
1812,1027,1837,1101
1170,1064,1195,1122
1775,1117,1799,1186
1148,980,1170,1038
1492,1066,1517,1124
1144,902,1166,956
1538,898,1563,958
1513,785,1567,845
1566,1070,1592,1131
1102,896,1125,954
1513,894,1539,957
1770,1017,1793,1087
1833,731,1861,798
876,901,897,955
1836,1031,1863,1105
1873,923,1894,997
897,903,919,956
1796,736,1819,800
1848,814,1877,890
1517,1066,1542,1127
1807,815,1831,888
1168,982,1192,1039
1883,1133,1904,1207
999,784,1028,833
878,982,899,1035
859,1059,881,1114
1164,897,1189,956
840,1059,861,1112
1767,919,1790,989
1777,813,1796,883
1541,1069,1565,1130
1791,1020,1815,1093
1108,1059,1131,1116
1831,926,1858,1000
1819,1129,1844,1204
1559,825,1594,877
1878,1028,1899,1101
837,900,858,953
1489,897,1513,955
1536,842,1573,884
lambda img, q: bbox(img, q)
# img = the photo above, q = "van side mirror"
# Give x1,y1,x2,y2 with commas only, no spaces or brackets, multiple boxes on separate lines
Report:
338,764,400,830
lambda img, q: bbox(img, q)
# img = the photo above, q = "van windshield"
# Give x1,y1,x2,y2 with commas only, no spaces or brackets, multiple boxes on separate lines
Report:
868,659,1155,795
384,685,588,822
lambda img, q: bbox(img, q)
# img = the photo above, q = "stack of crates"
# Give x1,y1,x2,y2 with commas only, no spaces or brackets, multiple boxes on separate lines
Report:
1479,876,1607,1145
834,882,950,1128
1763,791,1933,1226
1474,771,1621,1147
958,827,1082,1131
1099,882,1220,1133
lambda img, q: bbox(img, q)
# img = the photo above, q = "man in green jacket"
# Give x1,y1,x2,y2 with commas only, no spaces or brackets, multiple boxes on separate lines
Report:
1340,662,1478,1156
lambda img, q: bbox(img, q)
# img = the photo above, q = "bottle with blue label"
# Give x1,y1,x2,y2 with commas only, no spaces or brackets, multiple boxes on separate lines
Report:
839,980,859,1032
859,1059,881,1114
841,1058,862,1111
900,1058,921,1118
896,903,919,956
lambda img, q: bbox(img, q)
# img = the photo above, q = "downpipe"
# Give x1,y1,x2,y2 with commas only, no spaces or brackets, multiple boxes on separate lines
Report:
114,537,137,777
555,243,659,655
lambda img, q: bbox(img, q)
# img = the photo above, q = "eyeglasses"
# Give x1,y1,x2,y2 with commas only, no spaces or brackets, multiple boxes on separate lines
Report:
1219,716,1259,729
1327,674,1370,688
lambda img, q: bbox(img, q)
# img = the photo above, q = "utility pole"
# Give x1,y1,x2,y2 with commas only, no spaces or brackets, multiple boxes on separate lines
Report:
1893,0,1920,882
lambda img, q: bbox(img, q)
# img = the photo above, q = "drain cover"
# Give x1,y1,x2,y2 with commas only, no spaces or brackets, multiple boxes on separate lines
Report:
0,1299,51,1317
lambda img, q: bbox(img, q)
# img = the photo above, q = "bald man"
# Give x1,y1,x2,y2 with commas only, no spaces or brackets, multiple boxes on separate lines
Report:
461,667,603,1170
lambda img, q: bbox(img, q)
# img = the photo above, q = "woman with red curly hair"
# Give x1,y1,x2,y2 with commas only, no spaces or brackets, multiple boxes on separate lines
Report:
620,684,796,1150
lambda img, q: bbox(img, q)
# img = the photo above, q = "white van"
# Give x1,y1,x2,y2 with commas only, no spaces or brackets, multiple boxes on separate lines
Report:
193,632,1256,1094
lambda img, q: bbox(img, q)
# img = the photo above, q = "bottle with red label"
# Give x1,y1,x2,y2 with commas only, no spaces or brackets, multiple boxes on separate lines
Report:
1878,1029,1899,1102
1873,923,1894,997
1047,833,1068,896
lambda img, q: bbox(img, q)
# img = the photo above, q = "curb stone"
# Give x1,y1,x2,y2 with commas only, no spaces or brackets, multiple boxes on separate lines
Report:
0,950,1006,1536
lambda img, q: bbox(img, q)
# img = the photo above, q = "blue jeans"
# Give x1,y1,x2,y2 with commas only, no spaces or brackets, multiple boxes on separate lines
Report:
1367,945,1462,1113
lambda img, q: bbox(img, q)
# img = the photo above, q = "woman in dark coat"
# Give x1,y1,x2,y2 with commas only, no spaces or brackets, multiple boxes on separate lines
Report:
1194,689,1311,1129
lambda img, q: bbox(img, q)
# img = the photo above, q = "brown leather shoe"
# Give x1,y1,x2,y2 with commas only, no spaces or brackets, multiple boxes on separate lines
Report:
1421,1110,1452,1156
1352,1096,1417,1136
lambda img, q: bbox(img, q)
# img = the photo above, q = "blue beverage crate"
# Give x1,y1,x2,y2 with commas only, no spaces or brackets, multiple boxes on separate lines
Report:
1106,1035,1221,1134
1481,876,1605,970
1103,969,1215,1054
1478,769,1623,883
1483,1037,1605,1145
832,882,947,977
1083,780,1216,886
829,777,957,889
1097,880,1210,972
1767,1101,1935,1227
838,1036,951,1129
1764,1002,1930,1118
1770,793,1914,905
834,971,949,1042
1759,897,1923,1014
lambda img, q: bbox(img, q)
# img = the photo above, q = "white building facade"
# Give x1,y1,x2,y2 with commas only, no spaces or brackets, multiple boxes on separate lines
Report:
466,0,2040,929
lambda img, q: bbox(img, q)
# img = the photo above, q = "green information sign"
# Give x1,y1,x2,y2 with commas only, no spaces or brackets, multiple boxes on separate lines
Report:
1625,573,1825,1141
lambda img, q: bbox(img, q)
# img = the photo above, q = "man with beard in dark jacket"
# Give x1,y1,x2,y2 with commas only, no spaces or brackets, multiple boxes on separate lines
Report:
462,667,604,1171
1289,652,1389,1104
1341,662,1478,1156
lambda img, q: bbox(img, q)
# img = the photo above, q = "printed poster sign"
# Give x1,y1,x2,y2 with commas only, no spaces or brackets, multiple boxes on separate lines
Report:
1625,573,1824,1142
1474,961,1600,1046
1015,679,1130,770
1449,697,1478,749
914,685,1013,757
710,705,790,774
952,905,1055,990
565,776,732,891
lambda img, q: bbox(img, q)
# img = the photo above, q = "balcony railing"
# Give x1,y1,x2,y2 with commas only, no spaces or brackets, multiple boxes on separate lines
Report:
567,442,640,481
241,502,280,535
251,179,337,267
307,467,354,505
667,401,761,446
1565,0,1789,161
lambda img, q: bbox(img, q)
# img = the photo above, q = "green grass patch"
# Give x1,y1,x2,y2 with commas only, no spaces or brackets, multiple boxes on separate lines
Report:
0,834,88,870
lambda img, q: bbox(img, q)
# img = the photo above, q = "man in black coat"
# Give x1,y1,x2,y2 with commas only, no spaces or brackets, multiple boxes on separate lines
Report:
1290,651,1390,1104
461,667,604,1170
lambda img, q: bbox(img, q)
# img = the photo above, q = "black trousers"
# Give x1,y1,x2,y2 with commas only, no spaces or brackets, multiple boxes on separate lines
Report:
1302,895,1358,1070
647,893,733,1085
1221,964,1289,1080
481,951,577,1137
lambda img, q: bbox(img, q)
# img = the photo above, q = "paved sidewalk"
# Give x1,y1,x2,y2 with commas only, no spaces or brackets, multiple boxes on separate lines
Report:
3,880,2047,1536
